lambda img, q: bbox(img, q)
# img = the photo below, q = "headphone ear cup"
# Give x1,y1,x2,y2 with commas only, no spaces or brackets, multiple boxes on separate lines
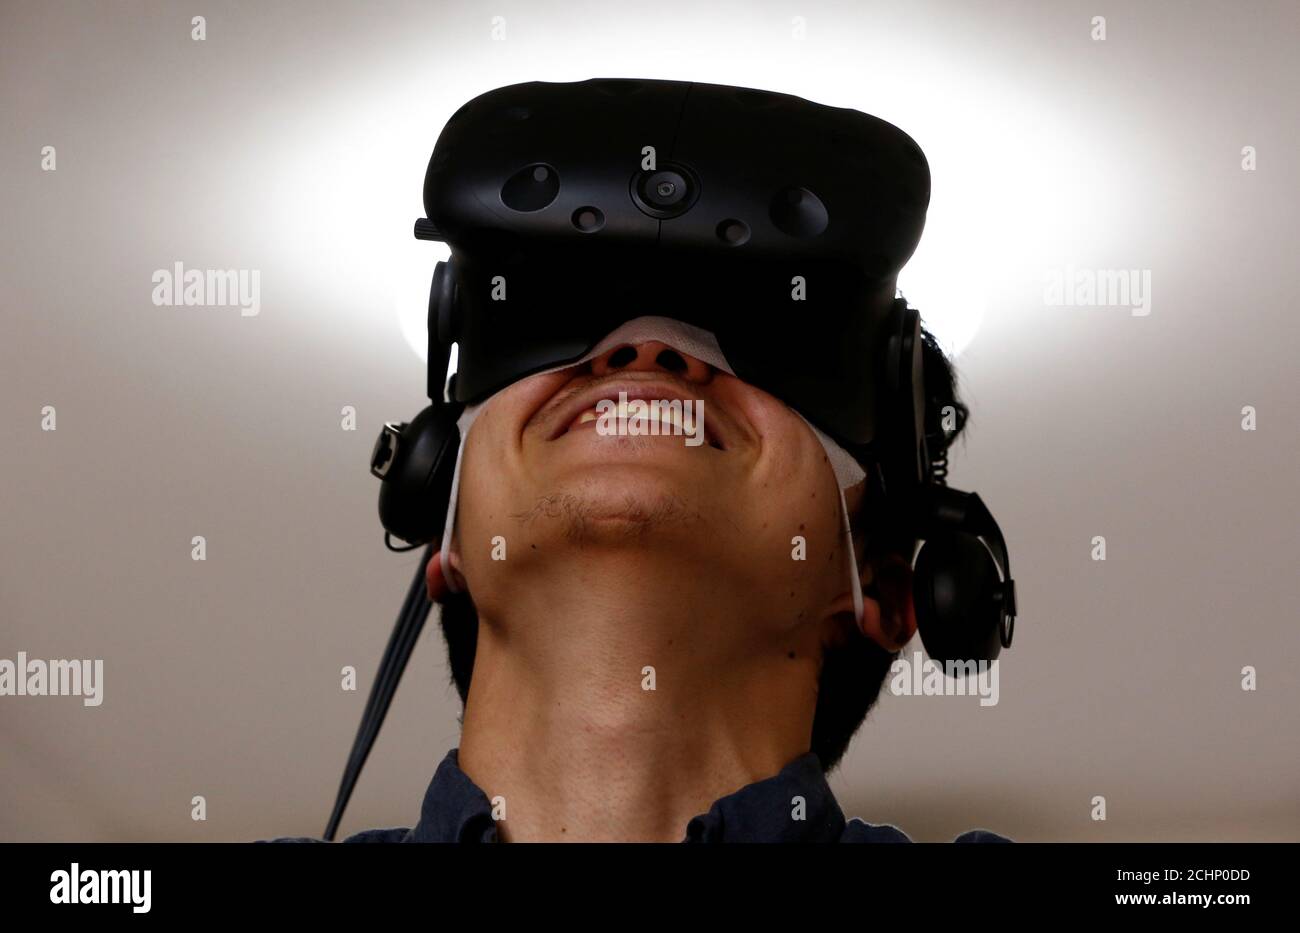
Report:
376,404,461,546
913,531,1004,663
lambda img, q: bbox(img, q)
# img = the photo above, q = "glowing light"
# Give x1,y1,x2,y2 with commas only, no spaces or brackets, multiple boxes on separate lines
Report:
395,236,447,364
363,12,1123,366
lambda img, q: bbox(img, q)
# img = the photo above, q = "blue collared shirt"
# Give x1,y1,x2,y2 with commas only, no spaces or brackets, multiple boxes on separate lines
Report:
265,748,1010,843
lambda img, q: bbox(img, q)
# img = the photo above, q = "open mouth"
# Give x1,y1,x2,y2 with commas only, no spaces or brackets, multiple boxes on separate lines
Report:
558,394,724,450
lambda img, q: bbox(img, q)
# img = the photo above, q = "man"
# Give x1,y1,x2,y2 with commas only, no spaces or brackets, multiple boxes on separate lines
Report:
267,77,1012,844
269,320,1009,843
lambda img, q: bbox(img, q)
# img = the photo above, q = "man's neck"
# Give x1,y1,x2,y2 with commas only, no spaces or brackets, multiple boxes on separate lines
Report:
455,548,823,842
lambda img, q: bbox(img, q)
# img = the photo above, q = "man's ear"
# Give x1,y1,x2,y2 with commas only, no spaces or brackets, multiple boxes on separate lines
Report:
425,550,467,603
856,554,917,651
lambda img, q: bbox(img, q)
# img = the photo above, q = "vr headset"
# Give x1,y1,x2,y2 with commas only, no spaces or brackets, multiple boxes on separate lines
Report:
325,78,1017,840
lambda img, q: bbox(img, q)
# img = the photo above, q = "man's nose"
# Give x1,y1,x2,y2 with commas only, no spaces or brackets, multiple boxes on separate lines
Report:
588,340,714,383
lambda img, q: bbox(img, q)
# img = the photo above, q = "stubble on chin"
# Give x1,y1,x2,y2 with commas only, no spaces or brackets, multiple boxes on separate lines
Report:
511,487,704,546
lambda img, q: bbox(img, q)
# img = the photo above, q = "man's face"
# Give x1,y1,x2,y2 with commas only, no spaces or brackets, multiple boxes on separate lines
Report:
449,339,861,635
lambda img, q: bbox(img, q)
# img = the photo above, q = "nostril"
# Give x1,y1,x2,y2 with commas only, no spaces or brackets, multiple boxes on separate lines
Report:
655,349,687,372
601,343,693,374
607,346,637,368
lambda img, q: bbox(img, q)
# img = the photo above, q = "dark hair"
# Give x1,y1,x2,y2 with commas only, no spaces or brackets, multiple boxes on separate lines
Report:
436,325,969,774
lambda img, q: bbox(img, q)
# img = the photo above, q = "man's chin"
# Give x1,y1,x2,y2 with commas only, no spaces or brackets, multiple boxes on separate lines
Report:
516,479,711,547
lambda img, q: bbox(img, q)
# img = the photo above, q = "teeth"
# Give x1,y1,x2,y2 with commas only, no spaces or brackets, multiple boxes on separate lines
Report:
566,397,713,446
603,400,682,431
659,406,685,432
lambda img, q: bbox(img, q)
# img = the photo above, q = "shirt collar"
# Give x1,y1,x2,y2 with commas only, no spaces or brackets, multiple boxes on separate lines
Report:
406,748,501,843
406,747,849,843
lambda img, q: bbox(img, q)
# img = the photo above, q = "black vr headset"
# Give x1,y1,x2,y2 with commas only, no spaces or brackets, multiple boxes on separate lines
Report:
325,78,1017,840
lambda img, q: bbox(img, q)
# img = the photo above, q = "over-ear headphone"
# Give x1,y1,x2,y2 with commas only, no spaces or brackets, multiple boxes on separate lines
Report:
912,486,1016,662
370,401,461,550
873,304,1017,664
368,261,463,552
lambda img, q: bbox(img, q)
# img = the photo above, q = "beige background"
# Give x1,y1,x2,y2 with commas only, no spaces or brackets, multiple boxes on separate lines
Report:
1,0,1296,841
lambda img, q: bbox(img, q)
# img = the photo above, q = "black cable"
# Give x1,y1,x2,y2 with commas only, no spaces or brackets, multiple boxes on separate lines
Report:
351,547,428,741
324,602,415,840
341,578,431,800
324,561,430,840
324,545,434,841
327,553,431,834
